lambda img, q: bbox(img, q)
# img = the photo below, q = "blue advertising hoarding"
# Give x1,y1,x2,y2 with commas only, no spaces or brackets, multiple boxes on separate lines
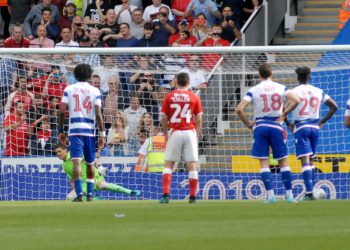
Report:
0,157,348,200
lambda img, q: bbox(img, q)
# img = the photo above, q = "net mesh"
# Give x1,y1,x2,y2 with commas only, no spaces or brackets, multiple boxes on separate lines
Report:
1,47,350,200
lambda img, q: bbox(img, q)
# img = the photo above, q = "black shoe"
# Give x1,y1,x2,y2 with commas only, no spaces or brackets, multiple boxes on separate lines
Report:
189,196,196,203
72,196,83,202
86,195,94,202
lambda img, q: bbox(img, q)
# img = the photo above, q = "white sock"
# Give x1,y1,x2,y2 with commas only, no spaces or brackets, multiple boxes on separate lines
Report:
285,190,293,199
267,190,275,199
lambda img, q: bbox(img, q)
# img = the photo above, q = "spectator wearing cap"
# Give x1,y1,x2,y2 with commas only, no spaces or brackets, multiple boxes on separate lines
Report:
171,0,194,26
31,7,60,41
58,0,77,30
184,0,221,28
114,0,137,26
55,26,79,47
4,23,30,48
220,5,242,43
98,9,119,47
23,0,60,40
151,6,176,46
129,8,145,39
143,0,174,22
168,19,197,47
137,22,162,47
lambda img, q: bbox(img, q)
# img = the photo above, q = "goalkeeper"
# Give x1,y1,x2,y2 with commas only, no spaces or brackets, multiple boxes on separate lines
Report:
54,143,141,200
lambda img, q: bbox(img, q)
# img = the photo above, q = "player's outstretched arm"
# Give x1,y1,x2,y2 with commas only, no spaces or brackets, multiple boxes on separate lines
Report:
236,99,254,130
320,98,338,127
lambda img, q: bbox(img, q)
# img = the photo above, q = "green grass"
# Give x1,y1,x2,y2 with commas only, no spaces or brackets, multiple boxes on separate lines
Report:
1,200,350,250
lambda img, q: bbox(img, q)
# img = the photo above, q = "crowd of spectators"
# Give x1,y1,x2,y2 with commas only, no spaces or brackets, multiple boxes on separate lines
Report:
0,0,262,157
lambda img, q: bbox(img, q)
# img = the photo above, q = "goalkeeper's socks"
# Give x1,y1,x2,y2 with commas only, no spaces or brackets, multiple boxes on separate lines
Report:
87,178,95,197
74,179,83,197
106,183,132,195
302,164,313,193
189,170,199,197
280,166,292,191
162,168,172,195
261,168,273,193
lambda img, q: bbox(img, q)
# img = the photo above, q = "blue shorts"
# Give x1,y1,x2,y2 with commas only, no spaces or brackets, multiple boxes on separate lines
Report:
69,136,96,164
252,125,287,160
294,127,319,159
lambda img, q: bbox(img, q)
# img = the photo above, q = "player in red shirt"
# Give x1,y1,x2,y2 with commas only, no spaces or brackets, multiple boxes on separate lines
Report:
160,72,203,203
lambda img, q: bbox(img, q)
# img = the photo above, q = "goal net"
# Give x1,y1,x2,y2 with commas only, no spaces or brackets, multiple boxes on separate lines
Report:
1,46,350,201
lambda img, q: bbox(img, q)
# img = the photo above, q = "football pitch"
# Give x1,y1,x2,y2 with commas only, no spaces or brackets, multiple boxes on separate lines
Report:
1,200,350,250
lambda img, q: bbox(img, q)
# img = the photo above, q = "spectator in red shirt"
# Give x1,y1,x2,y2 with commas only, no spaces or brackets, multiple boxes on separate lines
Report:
168,19,197,47
4,74,36,117
30,116,53,156
42,66,68,100
4,23,30,48
3,101,44,156
196,24,230,71
171,0,193,26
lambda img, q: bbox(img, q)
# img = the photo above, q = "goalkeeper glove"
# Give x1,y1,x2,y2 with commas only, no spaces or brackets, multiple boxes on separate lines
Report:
97,164,107,176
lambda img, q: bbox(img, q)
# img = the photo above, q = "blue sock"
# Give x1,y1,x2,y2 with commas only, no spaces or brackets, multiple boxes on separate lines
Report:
87,179,94,197
303,168,313,193
261,169,273,191
74,179,83,197
280,166,292,191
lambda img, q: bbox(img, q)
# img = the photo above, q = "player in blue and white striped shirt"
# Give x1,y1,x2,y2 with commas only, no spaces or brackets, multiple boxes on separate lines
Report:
287,67,338,201
58,64,106,202
236,63,300,203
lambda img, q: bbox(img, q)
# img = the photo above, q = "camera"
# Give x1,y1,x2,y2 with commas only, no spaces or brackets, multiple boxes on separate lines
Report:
152,19,161,26
75,23,82,27
150,13,158,19
212,33,221,38
159,12,167,17
181,31,190,39
141,79,148,83
225,16,230,22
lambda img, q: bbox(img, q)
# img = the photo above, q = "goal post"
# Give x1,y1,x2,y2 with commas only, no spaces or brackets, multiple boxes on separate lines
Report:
1,45,350,201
